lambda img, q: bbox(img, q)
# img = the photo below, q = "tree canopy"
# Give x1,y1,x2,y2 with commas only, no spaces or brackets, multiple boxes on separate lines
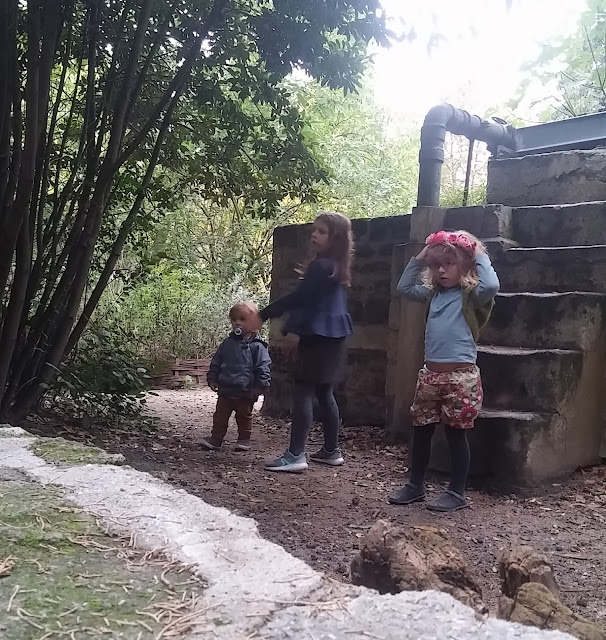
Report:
0,0,390,422
514,0,606,120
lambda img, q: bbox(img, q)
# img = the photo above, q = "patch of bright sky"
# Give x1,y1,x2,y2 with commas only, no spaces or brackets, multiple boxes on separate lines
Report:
373,0,587,125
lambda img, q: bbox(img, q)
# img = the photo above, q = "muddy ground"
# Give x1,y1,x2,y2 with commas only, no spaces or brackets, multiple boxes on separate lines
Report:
23,387,606,623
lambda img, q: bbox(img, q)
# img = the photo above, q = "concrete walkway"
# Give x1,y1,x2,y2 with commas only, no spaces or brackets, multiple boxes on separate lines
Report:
0,426,572,640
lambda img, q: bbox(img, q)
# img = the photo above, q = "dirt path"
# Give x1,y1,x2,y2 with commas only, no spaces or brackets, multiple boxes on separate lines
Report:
26,388,606,623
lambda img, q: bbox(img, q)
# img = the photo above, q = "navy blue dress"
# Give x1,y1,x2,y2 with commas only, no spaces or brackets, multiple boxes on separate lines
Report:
260,258,352,384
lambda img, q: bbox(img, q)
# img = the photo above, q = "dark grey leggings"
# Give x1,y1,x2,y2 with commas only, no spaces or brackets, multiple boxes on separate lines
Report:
289,382,340,456
409,423,471,495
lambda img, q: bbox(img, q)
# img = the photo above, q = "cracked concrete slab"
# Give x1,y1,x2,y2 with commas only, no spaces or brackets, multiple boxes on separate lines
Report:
0,427,573,639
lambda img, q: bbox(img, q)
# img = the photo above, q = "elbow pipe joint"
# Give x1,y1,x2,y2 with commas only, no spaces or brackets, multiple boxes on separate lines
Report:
417,104,517,207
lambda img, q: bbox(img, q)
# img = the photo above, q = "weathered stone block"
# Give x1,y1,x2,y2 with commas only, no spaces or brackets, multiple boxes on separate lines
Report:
348,299,364,323
368,215,411,243
387,298,400,331
430,410,552,481
487,149,606,206
352,218,369,241
355,244,376,259
409,206,447,242
444,204,513,240
478,345,583,413
512,201,606,247
273,224,302,248
364,298,390,324
482,292,606,351
494,245,606,294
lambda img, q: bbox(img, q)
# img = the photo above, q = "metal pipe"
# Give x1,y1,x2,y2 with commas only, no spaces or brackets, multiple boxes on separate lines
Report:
417,104,516,206
462,138,475,207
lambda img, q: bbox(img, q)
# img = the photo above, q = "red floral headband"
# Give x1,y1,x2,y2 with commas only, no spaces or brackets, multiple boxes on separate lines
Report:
426,230,476,255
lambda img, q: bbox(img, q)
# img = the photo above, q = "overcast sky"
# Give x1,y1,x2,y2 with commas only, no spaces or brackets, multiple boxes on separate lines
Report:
372,0,587,124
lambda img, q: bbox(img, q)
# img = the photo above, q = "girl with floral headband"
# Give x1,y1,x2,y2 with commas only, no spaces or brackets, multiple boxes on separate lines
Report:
389,230,500,512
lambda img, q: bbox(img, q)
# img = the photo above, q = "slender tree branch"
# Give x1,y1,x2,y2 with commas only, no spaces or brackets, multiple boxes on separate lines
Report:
66,92,180,355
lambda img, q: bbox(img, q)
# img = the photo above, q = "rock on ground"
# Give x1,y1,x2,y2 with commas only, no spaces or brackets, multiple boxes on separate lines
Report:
350,519,487,613
499,546,606,640
500,546,560,598
499,583,606,640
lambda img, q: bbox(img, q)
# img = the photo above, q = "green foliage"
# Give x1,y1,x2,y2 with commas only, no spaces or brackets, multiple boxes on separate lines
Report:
291,79,420,219
0,0,389,423
148,195,286,290
99,264,267,364
107,78,491,368
513,0,606,119
439,184,487,208
48,323,152,427
439,134,487,207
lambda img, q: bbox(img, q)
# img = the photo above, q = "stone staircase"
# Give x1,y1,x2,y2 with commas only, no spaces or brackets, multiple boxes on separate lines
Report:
429,201,606,486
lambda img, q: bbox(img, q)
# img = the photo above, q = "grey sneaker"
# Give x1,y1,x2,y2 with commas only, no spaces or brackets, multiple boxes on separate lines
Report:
264,450,308,473
310,447,344,466
426,489,468,512
234,440,251,451
388,483,426,505
200,436,223,451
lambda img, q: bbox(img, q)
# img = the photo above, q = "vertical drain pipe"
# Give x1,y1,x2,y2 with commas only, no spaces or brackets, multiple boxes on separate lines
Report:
416,104,517,207
462,138,475,206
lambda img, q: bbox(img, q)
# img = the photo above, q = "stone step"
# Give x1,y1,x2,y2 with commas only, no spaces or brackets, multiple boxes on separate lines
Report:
429,410,552,483
487,149,606,207
493,245,606,293
477,345,583,413
480,292,606,350
512,201,606,247
433,407,602,486
442,204,513,240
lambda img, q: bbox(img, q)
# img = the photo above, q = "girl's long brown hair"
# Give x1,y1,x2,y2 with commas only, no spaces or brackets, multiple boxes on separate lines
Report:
315,211,354,286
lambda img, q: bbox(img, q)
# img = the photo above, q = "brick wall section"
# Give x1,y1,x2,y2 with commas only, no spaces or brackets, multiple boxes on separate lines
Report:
262,216,411,426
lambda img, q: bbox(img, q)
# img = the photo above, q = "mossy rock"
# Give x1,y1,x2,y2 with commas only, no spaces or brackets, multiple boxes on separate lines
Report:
0,480,206,639
32,437,126,466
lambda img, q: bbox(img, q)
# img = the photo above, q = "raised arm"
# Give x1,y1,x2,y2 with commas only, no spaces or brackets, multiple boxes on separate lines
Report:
397,256,432,302
473,252,500,304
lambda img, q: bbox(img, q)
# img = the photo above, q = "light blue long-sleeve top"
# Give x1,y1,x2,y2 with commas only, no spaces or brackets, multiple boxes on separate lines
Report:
397,253,500,363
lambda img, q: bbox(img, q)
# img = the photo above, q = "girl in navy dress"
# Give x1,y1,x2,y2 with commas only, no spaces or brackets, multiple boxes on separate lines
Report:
258,212,354,472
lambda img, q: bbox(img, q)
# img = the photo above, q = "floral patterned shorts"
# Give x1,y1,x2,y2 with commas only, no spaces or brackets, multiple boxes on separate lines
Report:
410,365,483,430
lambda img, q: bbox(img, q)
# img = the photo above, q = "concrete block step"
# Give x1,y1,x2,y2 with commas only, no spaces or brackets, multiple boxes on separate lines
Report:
431,408,602,487
443,204,513,240
487,149,606,207
480,292,606,350
512,201,606,247
477,345,583,413
429,410,552,484
493,245,606,293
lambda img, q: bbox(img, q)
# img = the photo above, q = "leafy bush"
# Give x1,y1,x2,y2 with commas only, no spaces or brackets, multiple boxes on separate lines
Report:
99,264,268,366
46,323,153,427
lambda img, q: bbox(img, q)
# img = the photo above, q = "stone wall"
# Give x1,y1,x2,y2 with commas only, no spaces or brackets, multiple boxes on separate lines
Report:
263,216,410,426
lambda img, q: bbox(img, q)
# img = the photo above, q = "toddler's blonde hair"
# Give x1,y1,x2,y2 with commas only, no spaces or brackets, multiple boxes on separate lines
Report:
229,301,258,320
